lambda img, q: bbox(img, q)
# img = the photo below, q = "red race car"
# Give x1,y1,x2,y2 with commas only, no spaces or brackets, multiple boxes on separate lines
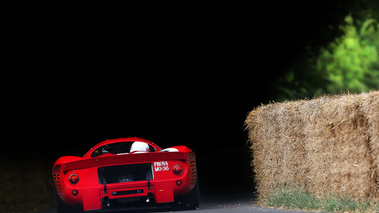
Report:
52,137,199,212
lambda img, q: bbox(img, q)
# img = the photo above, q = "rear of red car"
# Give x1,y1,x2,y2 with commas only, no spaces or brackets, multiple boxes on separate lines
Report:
52,140,198,212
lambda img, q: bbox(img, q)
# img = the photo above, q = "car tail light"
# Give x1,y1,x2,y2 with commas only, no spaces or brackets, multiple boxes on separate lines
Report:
69,174,79,185
172,164,183,175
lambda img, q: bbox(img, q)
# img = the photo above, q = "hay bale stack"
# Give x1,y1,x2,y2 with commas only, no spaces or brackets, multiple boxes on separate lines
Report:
245,91,379,200
305,93,377,199
246,101,309,197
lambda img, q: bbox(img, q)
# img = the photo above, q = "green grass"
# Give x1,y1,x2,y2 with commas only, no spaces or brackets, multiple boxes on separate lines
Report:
262,187,379,212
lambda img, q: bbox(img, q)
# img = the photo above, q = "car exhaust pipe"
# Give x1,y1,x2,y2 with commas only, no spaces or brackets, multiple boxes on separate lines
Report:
102,196,111,207
146,192,154,203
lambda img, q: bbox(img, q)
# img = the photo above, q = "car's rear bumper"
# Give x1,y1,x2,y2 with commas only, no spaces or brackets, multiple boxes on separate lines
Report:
81,180,191,211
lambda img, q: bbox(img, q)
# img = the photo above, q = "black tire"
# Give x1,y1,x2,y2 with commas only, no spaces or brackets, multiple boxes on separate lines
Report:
173,178,200,210
55,191,84,213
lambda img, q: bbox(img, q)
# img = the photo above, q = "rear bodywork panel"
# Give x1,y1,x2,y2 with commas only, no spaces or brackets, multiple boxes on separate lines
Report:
52,137,197,212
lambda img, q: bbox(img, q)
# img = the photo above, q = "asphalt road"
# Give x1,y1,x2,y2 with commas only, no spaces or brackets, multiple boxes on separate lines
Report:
32,192,306,213
33,205,301,213
32,204,302,213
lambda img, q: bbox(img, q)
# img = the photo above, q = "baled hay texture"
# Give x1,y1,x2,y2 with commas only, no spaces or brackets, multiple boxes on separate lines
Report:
246,100,309,197
245,91,379,200
361,92,379,196
305,93,377,199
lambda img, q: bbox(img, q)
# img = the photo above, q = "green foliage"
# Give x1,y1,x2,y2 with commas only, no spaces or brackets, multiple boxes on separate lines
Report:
317,15,379,94
266,188,321,210
274,15,379,101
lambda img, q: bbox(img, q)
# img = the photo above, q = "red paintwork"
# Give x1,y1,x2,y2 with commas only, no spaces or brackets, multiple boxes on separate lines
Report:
52,137,197,212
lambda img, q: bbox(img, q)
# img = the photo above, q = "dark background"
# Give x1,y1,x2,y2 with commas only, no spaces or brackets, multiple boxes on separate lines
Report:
1,2,378,211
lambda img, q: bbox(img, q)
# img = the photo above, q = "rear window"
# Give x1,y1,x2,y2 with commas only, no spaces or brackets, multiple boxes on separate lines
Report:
91,142,155,158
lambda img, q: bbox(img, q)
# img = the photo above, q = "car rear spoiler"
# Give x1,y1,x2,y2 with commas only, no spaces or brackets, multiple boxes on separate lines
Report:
61,152,189,172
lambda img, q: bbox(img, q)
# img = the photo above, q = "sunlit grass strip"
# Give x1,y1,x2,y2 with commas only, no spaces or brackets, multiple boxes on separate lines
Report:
262,188,379,212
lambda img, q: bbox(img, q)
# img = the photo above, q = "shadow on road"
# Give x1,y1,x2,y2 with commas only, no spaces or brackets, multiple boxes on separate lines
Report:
31,189,257,213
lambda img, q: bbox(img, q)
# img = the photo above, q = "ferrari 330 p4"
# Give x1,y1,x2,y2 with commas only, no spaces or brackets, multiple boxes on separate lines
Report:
52,137,199,212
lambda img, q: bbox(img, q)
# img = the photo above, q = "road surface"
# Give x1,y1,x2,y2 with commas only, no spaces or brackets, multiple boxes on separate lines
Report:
31,192,307,213
33,205,302,213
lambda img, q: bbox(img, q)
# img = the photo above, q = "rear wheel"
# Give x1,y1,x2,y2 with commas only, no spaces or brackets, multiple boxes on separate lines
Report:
173,178,200,210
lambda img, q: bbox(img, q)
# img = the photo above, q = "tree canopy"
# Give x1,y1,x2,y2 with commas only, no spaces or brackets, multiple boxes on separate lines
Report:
269,1,379,101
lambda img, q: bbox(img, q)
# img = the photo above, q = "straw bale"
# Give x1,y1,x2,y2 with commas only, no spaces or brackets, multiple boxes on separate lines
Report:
305,93,377,199
246,101,310,197
246,91,379,200
360,92,379,196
